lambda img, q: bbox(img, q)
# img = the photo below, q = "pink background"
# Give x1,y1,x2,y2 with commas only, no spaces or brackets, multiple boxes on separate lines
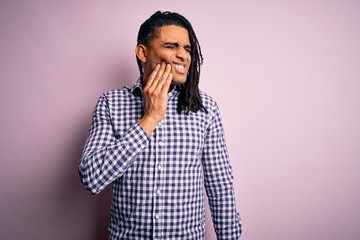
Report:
1,1,359,239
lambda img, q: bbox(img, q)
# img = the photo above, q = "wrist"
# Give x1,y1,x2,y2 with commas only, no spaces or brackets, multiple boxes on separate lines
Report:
138,115,159,137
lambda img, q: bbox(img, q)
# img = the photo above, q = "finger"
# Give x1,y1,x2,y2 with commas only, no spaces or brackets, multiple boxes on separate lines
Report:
148,62,167,92
143,64,161,92
159,63,172,83
162,63,172,80
161,72,173,93
154,64,171,93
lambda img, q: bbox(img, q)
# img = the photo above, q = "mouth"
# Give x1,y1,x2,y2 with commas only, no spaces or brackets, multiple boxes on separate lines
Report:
173,63,187,74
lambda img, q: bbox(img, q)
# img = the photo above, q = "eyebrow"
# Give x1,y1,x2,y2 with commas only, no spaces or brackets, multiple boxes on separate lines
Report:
162,42,192,50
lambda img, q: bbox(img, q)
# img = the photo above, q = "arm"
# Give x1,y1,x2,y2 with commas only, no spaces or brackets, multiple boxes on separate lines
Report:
202,102,242,239
79,62,172,194
79,94,149,194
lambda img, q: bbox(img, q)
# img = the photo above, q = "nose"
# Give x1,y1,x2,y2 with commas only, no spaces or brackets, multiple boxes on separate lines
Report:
176,47,188,61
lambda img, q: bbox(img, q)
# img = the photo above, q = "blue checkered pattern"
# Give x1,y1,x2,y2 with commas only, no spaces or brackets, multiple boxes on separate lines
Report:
79,80,242,239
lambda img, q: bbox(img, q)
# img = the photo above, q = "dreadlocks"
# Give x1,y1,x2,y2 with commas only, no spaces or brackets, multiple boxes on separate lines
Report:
136,11,207,114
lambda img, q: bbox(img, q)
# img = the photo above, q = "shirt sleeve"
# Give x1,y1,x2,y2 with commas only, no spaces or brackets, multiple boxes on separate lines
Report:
79,93,149,194
201,102,242,239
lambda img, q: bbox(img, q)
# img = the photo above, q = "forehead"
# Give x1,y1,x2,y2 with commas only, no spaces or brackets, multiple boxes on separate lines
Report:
156,25,190,44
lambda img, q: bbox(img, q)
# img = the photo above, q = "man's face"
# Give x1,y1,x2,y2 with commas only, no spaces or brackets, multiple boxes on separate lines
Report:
142,25,192,85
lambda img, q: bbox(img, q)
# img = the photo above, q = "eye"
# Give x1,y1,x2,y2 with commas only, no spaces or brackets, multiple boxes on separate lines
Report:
163,43,177,49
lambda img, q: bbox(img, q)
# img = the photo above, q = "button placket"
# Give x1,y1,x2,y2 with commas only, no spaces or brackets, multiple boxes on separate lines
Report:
153,121,164,238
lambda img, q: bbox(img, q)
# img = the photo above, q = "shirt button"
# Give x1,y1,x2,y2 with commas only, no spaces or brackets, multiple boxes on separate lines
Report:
157,164,162,170
155,213,161,219
156,189,161,195
158,140,163,146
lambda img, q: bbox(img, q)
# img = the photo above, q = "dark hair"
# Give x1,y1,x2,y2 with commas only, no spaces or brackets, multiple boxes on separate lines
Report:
136,11,207,114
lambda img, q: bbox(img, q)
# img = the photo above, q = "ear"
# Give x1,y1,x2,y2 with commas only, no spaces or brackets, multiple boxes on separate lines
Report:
135,44,148,63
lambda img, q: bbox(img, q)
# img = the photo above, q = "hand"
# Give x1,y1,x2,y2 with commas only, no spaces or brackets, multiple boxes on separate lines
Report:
139,62,173,136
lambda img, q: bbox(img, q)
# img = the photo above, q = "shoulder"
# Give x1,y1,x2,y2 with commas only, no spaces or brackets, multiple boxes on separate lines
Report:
102,86,131,98
199,90,220,114
99,85,137,102
93,86,136,110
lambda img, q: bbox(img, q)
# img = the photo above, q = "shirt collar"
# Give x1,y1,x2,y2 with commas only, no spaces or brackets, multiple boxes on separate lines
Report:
130,77,143,97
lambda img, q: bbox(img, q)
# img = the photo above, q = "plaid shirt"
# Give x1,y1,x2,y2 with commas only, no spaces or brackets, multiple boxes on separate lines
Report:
79,80,242,239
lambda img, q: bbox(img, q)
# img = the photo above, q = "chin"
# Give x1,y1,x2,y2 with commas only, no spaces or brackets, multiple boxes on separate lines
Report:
171,77,187,85
171,80,187,86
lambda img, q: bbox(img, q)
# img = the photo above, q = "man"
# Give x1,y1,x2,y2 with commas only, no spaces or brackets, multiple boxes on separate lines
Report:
79,11,242,239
